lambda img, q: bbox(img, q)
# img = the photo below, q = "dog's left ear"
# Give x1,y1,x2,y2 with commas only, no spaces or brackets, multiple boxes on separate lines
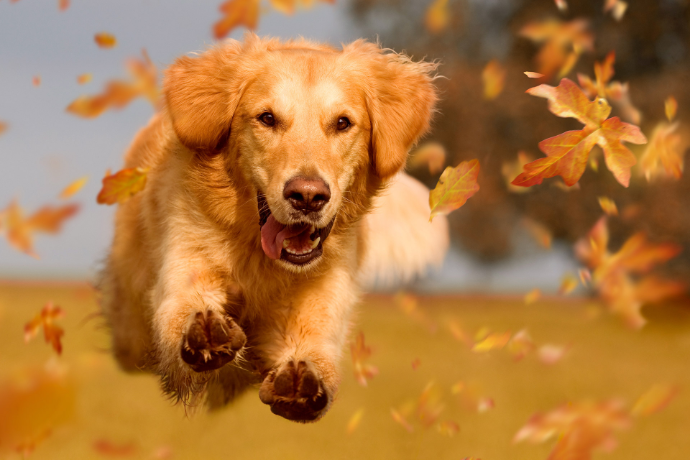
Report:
348,42,439,180
164,45,243,152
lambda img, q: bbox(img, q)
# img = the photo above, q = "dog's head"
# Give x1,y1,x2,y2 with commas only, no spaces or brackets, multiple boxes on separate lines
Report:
164,34,438,271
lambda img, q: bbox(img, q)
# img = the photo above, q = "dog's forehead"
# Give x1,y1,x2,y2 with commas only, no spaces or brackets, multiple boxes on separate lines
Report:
247,51,363,111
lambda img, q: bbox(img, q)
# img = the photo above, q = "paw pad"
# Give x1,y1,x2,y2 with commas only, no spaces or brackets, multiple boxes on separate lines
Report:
181,311,246,372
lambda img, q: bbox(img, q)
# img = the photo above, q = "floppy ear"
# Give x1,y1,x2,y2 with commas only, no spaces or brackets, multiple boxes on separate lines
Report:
350,43,439,179
164,44,244,152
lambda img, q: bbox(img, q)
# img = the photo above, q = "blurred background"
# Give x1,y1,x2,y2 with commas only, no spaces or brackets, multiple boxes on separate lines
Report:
1,1,689,459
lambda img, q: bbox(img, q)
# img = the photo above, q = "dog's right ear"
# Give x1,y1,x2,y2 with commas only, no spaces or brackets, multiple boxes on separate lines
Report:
164,46,242,152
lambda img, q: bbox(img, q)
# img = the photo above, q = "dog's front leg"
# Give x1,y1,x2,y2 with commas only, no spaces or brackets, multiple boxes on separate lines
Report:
151,257,246,403
257,268,357,422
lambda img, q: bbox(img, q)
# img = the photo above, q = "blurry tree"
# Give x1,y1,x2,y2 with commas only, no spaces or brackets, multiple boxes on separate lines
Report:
349,0,690,279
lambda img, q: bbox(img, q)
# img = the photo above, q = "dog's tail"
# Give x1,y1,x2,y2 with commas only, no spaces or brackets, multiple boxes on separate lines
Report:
360,172,449,287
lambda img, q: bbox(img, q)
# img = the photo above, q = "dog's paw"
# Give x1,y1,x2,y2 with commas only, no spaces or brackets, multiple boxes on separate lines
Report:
180,311,246,372
258,360,330,422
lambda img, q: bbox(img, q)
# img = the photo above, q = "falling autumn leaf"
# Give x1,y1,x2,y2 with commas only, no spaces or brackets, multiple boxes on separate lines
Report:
77,73,92,85
554,0,567,12
598,196,618,216
391,408,414,433
429,159,480,222
24,301,65,355
524,71,545,79
395,292,437,332
512,78,647,188
1,200,80,257
92,439,138,456
502,151,534,193
577,51,641,124
67,50,158,118
425,0,449,34
96,167,149,205
524,288,541,305
437,420,460,436
631,384,679,417
521,217,552,249
94,32,117,48
58,0,69,11
575,217,684,328
346,408,364,434
482,59,505,100
605,0,628,21
537,344,567,365
59,177,88,200
640,121,685,181
408,142,446,175
0,121,7,136
514,399,632,459
213,0,260,39
350,332,378,386
32,76,41,87
507,329,535,361
519,18,593,79
665,96,678,122
0,362,76,455
472,331,511,352
558,272,578,294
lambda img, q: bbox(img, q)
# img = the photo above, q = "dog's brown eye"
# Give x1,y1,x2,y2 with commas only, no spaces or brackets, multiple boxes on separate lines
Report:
259,112,275,127
336,117,351,131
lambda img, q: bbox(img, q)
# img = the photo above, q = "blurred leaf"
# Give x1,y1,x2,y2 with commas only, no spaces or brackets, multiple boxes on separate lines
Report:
631,384,679,417
346,408,364,434
554,0,567,12
24,301,65,355
94,32,117,49
514,399,631,459
524,71,545,79
0,361,76,455
425,0,449,34
640,121,684,181
429,159,480,222
390,408,414,433
350,332,378,386
598,196,618,216
59,176,88,200
0,121,7,136
472,331,511,352
507,329,535,361
538,344,567,365
524,288,541,305
605,0,628,21
214,0,260,39
482,59,505,100
665,96,678,122
521,217,552,249
437,420,459,436
97,167,149,205
559,272,578,294
77,73,92,85
519,19,593,79
502,151,534,194
67,50,158,118
1,200,80,257
92,439,137,456
33,75,41,87
408,142,446,175
58,0,69,11
512,79,646,187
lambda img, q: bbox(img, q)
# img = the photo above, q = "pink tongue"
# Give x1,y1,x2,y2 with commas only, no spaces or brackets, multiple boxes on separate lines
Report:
260,215,312,260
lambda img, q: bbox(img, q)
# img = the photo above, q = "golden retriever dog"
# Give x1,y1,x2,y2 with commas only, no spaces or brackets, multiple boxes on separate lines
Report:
100,33,448,422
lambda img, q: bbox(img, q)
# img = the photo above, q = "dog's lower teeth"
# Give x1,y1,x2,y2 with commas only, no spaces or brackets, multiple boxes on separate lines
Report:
310,224,316,234
310,237,320,249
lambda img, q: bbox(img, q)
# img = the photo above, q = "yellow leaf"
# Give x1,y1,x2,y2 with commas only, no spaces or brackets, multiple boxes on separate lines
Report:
346,408,364,434
598,196,618,216
524,288,541,304
632,384,679,417
96,167,149,205
59,177,88,200
482,59,505,100
425,0,449,34
665,96,678,122
429,159,480,222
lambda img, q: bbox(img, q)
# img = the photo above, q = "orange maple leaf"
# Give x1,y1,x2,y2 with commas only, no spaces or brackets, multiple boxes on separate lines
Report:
577,51,641,124
213,0,260,39
66,50,158,118
96,167,149,205
429,159,480,221
1,200,80,257
519,18,594,79
350,332,378,386
512,78,646,187
24,301,65,355
575,217,684,328
640,121,684,180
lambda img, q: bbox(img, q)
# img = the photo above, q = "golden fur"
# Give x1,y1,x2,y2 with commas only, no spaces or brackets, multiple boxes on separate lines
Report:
100,34,445,422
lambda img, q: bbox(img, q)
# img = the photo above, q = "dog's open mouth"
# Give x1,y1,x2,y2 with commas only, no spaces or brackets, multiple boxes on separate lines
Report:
258,193,334,266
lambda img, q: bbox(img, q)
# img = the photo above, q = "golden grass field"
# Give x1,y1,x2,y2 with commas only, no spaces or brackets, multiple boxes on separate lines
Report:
1,282,689,460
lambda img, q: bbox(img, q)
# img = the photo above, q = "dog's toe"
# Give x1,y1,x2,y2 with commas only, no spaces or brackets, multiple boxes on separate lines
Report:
181,311,246,372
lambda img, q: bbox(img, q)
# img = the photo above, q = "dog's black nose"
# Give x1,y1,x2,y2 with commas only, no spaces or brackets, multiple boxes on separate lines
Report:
283,177,331,214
